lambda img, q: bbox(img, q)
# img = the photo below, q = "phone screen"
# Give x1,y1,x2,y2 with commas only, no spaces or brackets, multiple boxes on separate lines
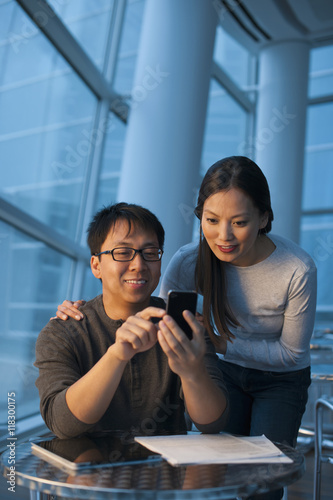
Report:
166,290,197,339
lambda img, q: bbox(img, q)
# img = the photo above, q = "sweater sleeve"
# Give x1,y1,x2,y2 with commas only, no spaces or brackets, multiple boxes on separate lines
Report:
160,244,198,301
34,320,96,438
225,267,317,370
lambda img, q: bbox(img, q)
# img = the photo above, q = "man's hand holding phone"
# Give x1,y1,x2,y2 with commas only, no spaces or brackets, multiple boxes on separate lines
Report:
157,291,207,378
165,290,197,339
53,291,206,369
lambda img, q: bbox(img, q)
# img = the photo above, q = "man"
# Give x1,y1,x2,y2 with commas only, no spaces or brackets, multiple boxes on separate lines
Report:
35,203,228,439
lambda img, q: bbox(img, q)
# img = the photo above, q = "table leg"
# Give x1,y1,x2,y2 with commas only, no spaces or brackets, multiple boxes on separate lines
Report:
29,492,56,500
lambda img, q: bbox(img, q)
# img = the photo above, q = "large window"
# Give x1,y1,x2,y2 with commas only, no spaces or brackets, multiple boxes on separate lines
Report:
0,220,72,424
113,0,146,93
201,79,249,171
0,12,98,237
301,45,333,327
201,26,256,175
195,27,256,240
48,1,115,70
0,0,145,432
213,25,255,91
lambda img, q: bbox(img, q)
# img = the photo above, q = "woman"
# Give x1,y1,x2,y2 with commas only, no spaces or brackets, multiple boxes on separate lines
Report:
56,156,316,497
160,156,316,448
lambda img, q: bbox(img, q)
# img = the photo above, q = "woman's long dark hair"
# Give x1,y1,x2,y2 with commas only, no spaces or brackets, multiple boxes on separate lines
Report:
194,156,274,347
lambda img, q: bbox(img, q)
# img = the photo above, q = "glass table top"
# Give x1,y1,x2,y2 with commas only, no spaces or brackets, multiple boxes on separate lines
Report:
1,437,304,500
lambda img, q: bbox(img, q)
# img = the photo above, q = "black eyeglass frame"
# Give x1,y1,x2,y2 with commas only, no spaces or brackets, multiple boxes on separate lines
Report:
93,247,164,262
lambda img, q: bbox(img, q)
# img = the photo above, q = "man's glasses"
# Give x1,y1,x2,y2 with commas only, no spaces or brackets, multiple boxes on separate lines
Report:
94,247,163,262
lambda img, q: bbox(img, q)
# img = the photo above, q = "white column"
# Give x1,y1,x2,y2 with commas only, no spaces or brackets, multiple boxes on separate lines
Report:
118,0,218,268
255,40,310,243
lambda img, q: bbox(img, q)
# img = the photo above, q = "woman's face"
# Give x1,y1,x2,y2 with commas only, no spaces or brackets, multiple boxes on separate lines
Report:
201,187,268,267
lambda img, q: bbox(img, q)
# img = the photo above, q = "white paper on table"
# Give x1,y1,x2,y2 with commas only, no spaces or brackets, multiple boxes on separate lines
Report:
134,433,293,466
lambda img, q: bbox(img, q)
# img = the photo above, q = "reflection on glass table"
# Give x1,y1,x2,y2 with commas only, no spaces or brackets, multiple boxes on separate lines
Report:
1,432,305,500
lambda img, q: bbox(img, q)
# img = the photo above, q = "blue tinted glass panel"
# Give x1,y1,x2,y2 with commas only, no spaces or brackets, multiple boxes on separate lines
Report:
300,215,333,320
214,26,253,89
309,45,333,98
302,149,333,211
0,6,63,83
303,103,333,211
113,0,146,92
0,220,73,423
0,3,97,238
94,113,126,210
201,79,248,175
48,0,114,70
305,102,333,147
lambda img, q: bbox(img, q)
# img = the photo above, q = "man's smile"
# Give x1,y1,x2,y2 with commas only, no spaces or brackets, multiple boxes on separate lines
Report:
123,278,148,287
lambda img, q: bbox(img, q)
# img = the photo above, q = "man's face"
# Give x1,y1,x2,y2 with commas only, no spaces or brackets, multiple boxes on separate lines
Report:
91,219,162,319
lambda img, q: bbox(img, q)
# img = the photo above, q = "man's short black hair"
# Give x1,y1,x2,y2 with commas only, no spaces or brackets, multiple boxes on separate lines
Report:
87,202,165,255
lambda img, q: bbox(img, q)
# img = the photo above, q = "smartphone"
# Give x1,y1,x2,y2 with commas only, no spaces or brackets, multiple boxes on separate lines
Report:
166,290,197,339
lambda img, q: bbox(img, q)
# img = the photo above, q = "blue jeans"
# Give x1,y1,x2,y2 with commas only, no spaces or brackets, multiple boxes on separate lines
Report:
218,361,311,499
